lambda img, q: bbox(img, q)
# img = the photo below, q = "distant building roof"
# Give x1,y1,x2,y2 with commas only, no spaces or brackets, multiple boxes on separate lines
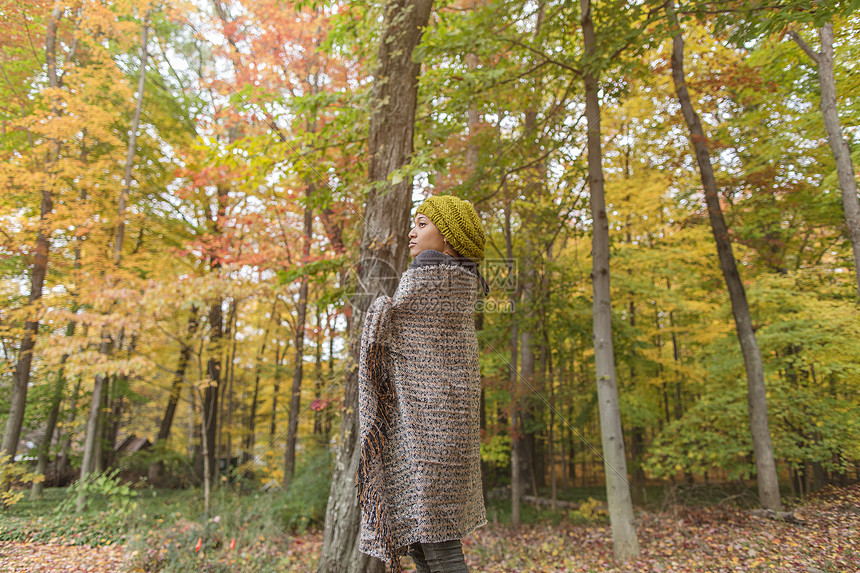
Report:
115,435,152,453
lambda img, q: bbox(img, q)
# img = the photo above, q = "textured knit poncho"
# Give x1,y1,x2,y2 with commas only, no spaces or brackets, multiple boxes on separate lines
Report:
356,250,487,570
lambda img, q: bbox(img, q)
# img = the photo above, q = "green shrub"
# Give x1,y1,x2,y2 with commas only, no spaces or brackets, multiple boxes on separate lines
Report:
278,446,332,533
0,454,44,507
56,468,139,515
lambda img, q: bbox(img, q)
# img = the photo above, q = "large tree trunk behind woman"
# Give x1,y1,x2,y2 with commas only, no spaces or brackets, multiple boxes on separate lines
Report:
667,2,781,510
317,1,433,571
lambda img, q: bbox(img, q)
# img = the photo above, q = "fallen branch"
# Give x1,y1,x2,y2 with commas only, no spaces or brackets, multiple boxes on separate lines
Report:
749,509,807,524
522,495,581,510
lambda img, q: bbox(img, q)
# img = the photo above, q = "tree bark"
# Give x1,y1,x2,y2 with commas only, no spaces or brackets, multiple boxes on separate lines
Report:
580,0,640,560
30,321,73,499
317,1,433,570
1,3,61,469
789,22,860,299
149,310,199,482
313,306,324,438
224,299,239,468
55,376,81,483
203,302,223,486
77,15,149,511
115,15,149,263
269,332,284,446
244,302,276,464
668,2,782,510
505,203,522,529
284,184,314,488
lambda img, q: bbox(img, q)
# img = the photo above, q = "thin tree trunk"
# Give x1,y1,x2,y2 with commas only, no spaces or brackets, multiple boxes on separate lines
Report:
505,203,522,529
284,184,314,488
55,376,81,483
202,184,228,487
55,140,88,485
216,299,236,465
790,22,860,299
244,302,276,464
668,1,782,511
544,311,556,506
204,300,223,485
668,301,683,421
269,338,283,445
1,4,61,469
30,321,74,499
200,387,212,514
115,14,149,264
77,15,149,511
520,2,546,500
580,0,640,560
313,306,324,437
318,1,433,570
225,300,238,470
149,310,199,482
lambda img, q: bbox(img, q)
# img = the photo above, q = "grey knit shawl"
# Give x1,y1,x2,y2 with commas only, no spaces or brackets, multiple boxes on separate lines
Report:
356,250,487,569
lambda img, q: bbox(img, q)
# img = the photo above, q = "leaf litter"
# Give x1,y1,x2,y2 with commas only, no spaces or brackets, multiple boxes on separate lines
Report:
0,484,856,572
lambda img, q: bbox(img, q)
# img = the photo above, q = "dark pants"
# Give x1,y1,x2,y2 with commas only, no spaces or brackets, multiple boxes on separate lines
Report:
407,540,469,573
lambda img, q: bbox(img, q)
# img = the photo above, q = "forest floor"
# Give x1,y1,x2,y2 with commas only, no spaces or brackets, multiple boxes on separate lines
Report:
0,483,856,572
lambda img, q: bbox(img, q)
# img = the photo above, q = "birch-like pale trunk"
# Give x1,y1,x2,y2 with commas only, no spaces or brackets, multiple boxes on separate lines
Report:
789,22,860,300
580,0,640,560
505,204,522,529
668,1,782,510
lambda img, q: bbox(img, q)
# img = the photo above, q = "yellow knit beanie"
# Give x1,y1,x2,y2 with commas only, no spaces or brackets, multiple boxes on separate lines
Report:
415,195,485,263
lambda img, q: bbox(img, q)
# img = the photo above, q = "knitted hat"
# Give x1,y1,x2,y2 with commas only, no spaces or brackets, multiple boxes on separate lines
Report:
415,195,485,263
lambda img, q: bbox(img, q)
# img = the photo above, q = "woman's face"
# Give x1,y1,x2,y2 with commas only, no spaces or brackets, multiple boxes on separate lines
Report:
408,214,447,258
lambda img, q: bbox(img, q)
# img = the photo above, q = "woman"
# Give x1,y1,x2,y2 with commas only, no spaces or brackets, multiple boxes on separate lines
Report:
357,195,489,573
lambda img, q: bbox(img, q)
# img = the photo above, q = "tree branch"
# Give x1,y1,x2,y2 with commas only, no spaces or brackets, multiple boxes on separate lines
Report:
788,30,820,66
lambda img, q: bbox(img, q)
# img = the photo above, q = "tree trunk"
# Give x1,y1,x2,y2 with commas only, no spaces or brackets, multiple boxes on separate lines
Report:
269,335,283,446
668,1,782,511
313,306,324,438
284,184,314,488
520,271,538,498
200,388,212,515
1,4,61,469
318,1,433,570
204,300,223,486
149,310,199,482
505,204,522,529
205,183,229,486
115,14,149,264
30,325,72,499
77,15,149,511
216,299,236,466
580,0,640,560
55,374,81,484
790,22,860,299
244,302,275,464
224,300,238,470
